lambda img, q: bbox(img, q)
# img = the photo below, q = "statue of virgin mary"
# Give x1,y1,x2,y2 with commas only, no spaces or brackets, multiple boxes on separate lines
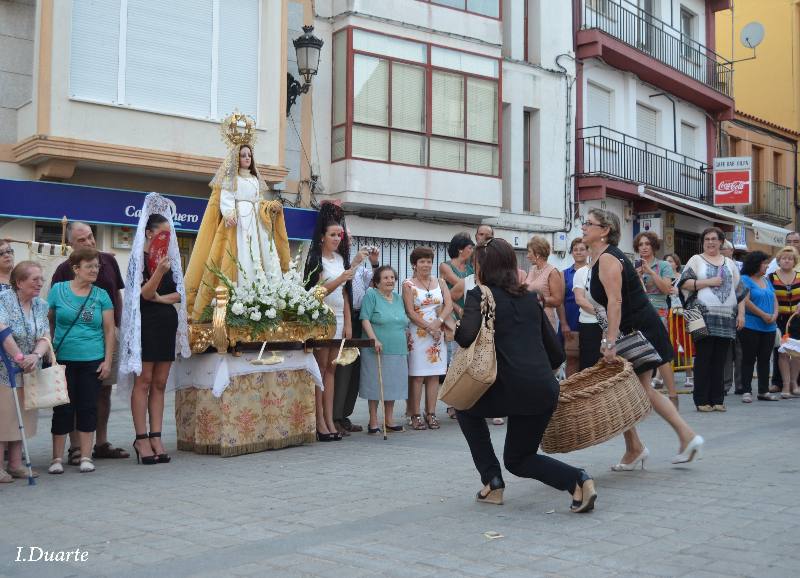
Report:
184,110,291,321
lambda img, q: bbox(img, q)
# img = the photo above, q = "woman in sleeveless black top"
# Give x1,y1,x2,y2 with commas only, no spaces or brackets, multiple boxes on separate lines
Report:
583,208,704,469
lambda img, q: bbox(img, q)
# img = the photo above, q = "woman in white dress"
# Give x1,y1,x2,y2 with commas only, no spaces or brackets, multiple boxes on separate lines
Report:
402,247,453,431
304,205,354,441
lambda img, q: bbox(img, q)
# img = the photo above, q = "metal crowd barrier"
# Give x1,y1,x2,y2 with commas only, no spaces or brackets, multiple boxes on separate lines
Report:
668,307,694,371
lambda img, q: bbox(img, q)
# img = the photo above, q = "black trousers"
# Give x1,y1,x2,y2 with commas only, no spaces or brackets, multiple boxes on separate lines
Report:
578,322,603,371
333,311,362,426
456,408,581,493
693,337,731,407
51,359,103,435
738,328,775,395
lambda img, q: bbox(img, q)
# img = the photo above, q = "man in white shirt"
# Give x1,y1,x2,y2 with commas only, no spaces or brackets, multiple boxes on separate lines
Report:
766,232,800,274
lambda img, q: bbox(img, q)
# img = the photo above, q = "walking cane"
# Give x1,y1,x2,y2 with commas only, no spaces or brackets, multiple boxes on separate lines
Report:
377,351,387,441
0,327,35,485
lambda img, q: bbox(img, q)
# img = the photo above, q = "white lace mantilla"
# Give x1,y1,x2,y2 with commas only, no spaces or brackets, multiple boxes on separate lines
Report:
117,193,192,403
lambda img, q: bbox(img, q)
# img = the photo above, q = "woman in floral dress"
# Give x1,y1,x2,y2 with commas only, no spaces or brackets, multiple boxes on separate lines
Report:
402,247,453,431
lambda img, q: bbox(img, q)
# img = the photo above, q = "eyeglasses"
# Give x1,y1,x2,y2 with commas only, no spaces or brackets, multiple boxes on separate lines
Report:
703,237,720,243
80,264,102,271
0,249,14,257
582,221,603,228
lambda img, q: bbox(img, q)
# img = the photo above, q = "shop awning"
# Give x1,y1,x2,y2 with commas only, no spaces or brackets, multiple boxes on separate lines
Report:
639,189,793,248
0,178,319,240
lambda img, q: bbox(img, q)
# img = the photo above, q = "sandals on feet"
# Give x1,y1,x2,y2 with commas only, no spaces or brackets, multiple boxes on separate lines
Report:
410,414,426,430
742,393,752,403
793,388,800,397
696,405,714,412
92,442,130,459
7,467,38,479
67,447,81,466
447,407,458,419
425,413,440,430
758,393,780,401
79,457,95,473
0,470,12,483
493,418,505,425
48,458,64,475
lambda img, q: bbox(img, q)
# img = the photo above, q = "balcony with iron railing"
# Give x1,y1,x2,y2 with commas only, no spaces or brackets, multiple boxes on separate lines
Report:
577,0,734,120
743,181,794,226
577,126,712,203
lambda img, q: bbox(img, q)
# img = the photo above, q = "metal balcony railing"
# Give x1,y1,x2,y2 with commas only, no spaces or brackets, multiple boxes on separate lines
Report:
578,126,712,203
582,0,733,97
745,181,794,224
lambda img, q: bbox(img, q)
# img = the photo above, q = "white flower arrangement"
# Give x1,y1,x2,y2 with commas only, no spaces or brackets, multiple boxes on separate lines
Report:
198,244,334,338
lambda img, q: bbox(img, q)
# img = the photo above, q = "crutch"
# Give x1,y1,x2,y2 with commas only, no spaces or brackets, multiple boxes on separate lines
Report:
0,327,35,485
377,351,386,440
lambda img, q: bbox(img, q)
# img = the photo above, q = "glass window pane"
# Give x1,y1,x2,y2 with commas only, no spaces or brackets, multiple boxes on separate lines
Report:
353,29,427,63
332,31,347,127
467,143,498,176
391,133,428,166
467,0,499,17
432,71,464,138
392,63,426,132
523,162,530,211
353,55,389,126
430,138,465,172
432,0,465,9
431,46,498,78
466,77,498,143
353,126,389,161
332,126,346,161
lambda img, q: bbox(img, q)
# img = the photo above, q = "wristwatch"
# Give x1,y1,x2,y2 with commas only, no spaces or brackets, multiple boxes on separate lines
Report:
371,263,379,268
436,317,444,324
602,338,617,350
33,352,42,359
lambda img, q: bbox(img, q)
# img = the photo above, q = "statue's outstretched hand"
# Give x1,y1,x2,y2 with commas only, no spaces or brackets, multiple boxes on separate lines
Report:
226,216,238,227
270,202,283,214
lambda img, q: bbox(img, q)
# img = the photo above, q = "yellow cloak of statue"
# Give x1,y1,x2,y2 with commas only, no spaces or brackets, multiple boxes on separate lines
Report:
184,187,290,321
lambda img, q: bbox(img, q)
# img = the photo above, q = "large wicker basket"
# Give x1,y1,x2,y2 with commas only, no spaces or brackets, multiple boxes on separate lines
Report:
541,357,651,454
779,312,800,358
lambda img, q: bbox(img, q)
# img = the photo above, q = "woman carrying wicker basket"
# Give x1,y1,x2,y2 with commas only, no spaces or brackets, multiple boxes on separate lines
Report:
582,209,703,468
454,238,597,513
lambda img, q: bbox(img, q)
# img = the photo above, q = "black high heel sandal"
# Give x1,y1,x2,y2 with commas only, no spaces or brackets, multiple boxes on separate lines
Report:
571,470,597,513
148,432,171,463
133,434,158,465
476,476,505,505
316,431,336,442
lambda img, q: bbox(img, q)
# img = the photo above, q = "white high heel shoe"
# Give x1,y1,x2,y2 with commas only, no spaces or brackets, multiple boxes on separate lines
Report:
670,435,704,464
611,447,649,471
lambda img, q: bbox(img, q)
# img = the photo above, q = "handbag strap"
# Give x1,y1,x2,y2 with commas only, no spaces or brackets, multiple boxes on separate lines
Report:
54,287,94,355
476,285,496,331
617,257,641,333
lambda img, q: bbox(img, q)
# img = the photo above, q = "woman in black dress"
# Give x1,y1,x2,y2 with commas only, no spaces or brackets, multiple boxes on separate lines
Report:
131,214,180,465
582,208,703,469
455,238,597,513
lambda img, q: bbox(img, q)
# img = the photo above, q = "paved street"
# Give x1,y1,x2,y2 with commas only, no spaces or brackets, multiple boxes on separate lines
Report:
1,376,799,578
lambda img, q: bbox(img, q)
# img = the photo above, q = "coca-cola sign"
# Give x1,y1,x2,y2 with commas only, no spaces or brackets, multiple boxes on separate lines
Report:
713,157,751,206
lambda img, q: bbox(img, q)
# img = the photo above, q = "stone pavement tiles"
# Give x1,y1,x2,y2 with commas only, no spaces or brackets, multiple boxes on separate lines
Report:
1,384,798,578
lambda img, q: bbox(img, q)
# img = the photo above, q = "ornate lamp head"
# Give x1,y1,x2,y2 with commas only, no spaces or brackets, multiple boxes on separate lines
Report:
220,109,258,150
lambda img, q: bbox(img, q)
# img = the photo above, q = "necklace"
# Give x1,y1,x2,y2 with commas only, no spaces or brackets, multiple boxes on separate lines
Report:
531,264,543,275
322,252,336,262
416,275,434,300
378,291,393,303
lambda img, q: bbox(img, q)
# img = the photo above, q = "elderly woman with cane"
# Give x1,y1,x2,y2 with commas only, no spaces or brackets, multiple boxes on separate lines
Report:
0,261,51,482
359,266,408,435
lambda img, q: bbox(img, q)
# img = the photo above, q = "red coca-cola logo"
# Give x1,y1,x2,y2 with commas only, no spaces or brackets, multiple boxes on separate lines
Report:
716,180,748,194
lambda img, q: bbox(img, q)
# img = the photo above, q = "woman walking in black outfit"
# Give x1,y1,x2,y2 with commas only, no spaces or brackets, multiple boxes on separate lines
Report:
455,238,597,513
582,208,703,469
131,215,181,464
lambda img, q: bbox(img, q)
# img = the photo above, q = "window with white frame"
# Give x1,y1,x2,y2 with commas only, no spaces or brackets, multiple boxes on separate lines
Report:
680,122,696,159
586,84,611,128
332,28,501,177
69,0,260,122
680,7,694,58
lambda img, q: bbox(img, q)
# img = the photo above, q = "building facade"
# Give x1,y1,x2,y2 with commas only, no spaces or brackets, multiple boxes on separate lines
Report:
574,0,792,263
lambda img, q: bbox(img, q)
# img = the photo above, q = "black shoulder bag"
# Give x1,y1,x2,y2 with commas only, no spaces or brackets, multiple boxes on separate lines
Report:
54,287,94,356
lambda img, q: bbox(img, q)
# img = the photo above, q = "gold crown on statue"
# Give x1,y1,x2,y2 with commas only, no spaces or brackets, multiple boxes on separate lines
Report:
220,109,258,149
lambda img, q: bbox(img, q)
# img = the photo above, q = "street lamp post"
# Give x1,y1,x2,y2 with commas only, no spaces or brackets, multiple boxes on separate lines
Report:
287,25,324,116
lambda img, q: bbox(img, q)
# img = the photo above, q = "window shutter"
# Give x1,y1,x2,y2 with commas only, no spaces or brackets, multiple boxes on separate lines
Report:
125,0,214,118
332,31,347,127
430,138,465,171
391,133,427,166
466,143,498,175
432,71,464,138
70,0,121,103
636,104,657,145
217,0,259,120
587,84,611,128
681,122,696,159
353,55,389,126
352,126,389,161
466,77,498,143
391,63,426,132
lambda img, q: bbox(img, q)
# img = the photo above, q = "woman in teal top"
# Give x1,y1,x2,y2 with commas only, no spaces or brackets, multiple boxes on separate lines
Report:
360,266,409,435
47,247,115,473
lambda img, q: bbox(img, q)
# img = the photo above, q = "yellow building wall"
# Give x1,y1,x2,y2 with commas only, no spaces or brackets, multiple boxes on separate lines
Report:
716,1,800,132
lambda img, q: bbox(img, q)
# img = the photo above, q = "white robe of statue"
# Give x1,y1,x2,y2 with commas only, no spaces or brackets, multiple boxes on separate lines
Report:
220,171,282,285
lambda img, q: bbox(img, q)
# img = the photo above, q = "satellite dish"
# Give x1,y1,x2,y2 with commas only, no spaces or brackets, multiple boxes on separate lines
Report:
740,22,765,49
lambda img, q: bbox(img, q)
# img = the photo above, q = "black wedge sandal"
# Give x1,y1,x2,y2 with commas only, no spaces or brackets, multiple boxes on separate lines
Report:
476,476,505,505
571,470,597,513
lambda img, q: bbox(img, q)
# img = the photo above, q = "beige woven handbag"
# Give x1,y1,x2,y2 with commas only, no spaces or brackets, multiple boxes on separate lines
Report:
23,339,69,411
438,285,496,410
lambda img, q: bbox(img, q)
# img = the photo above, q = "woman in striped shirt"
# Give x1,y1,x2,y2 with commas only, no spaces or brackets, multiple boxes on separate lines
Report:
768,245,800,398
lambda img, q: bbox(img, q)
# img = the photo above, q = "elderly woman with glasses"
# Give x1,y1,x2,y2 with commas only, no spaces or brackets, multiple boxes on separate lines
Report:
0,241,15,292
47,247,115,473
677,227,748,413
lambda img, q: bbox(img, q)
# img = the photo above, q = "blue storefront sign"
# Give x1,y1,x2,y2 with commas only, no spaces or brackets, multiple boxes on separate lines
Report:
0,178,319,240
